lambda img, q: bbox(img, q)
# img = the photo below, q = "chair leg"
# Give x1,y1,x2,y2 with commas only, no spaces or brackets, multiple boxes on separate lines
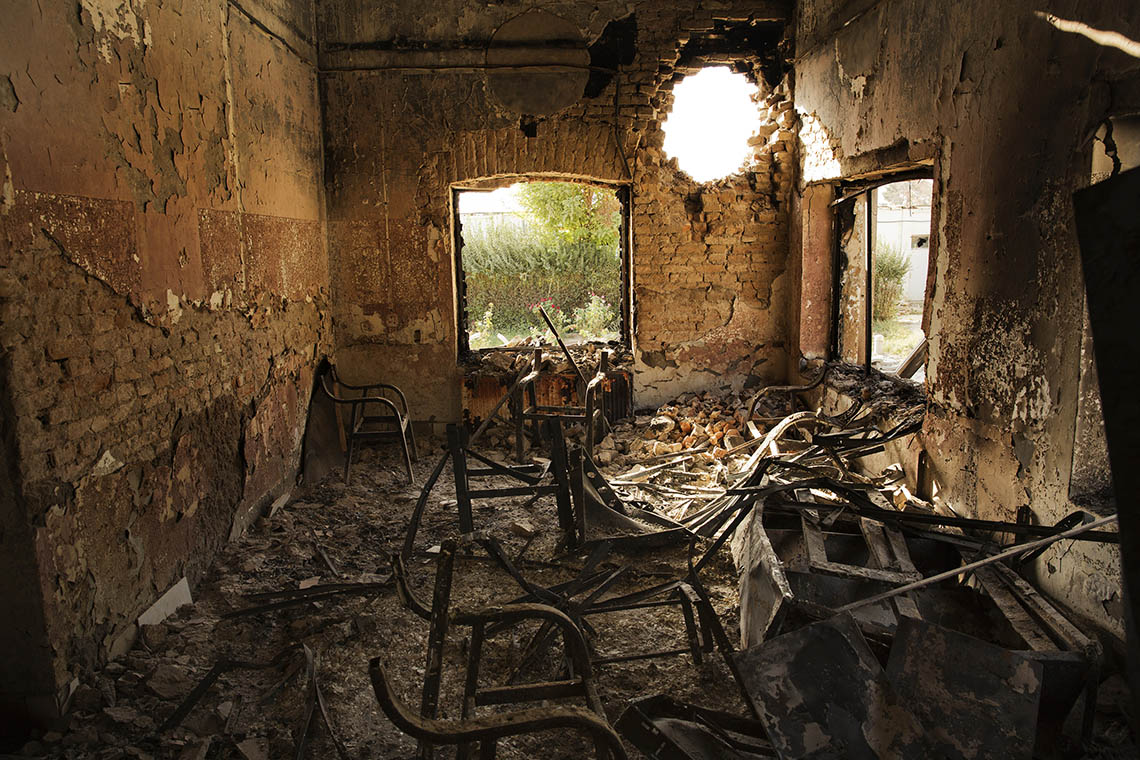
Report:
344,434,356,485
510,390,525,463
400,425,416,485
407,418,419,461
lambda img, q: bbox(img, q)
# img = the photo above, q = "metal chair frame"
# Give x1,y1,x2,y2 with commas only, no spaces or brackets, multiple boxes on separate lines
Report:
320,367,417,484
382,538,625,759
512,348,611,460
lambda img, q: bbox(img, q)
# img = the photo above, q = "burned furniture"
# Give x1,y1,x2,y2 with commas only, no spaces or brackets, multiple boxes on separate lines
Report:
732,614,1046,760
615,694,774,759
512,346,613,459
448,420,575,537
369,661,626,760
320,366,417,484
383,538,625,759
567,446,692,550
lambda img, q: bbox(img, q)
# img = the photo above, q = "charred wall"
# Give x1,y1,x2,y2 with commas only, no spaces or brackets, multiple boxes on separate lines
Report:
318,0,796,420
0,0,330,722
789,0,1140,638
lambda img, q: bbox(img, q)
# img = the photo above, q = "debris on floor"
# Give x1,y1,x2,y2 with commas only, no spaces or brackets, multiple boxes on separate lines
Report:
23,366,1135,759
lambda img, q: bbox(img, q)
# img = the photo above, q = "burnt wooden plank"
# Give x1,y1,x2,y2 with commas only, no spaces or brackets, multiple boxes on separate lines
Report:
861,518,921,620
974,566,1056,652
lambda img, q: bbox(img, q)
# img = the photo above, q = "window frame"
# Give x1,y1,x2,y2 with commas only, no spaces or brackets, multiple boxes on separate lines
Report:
831,168,936,377
452,180,633,360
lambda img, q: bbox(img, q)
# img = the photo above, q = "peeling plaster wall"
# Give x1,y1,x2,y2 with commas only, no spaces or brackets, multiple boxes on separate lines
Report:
0,0,329,721
319,0,796,421
792,0,1140,639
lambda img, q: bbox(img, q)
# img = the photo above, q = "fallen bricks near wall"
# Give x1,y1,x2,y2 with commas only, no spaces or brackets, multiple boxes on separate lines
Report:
27,366,1133,759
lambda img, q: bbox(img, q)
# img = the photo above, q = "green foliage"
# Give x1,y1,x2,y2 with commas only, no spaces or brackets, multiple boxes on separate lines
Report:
872,242,911,321
460,181,623,344
529,297,570,340
517,182,621,253
572,293,618,340
465,268,620,340
470,302,498,349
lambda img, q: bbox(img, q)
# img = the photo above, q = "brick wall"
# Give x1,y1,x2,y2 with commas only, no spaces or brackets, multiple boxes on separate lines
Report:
632,78,795,405
0,0,329,721
320,0,795,419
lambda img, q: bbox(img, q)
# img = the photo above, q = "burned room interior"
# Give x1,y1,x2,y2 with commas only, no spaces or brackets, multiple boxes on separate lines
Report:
2,0,1139,757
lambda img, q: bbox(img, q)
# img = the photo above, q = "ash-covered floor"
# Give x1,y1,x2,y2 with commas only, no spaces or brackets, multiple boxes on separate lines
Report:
17,381,1136,760
25,409,758,759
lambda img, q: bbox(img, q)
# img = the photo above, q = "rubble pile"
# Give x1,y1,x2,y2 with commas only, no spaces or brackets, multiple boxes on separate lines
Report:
465,342,634,379
18,361,1135,760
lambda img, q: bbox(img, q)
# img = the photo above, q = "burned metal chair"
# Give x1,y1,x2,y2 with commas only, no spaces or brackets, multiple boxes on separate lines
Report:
448,420,573,537
319,367,416,484
512,348,612,460
384,538,625,759
615,694,774,759
369,658,625,760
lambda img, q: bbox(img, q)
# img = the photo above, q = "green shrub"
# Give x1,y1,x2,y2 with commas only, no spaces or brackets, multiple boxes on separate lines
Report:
461,219,619,275
872,242,911,321
460,181,623,343
517,182,621,253
465,267,620,338
573,293,618,339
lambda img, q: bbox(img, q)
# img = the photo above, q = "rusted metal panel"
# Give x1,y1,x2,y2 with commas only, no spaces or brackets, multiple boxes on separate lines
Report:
886,617,1043,760
732,614,938,759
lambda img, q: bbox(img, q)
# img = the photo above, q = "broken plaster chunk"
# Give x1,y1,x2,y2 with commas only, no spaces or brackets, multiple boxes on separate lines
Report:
236,738,269,760
177,738,213,760
103,705,141,724
508,520,537,539
92,449,124,477
166,289,183,323
649,415,676,436
70,683,105,713
146,664,191,700
139,623,168,650
723,431,747,450
138,578,192,627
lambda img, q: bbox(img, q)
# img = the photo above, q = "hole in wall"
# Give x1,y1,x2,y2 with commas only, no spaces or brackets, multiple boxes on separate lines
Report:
662,67,762,183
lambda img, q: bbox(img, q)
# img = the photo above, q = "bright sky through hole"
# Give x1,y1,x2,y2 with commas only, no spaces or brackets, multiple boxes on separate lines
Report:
663,67,760,183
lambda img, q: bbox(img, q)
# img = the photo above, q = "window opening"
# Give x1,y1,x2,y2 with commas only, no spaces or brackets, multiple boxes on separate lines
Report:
662,67,761,183
454,180,629,355
836,178,933,379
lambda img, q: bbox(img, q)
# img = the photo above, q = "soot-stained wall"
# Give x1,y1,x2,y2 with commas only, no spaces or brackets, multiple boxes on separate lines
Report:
319,0,796,419
790,0,1140,638
0,0,329,721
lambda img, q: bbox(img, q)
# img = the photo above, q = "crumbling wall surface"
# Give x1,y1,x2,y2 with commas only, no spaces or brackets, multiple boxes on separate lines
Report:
0,0,329,720
632,79,794,407
319,0,796,421
792,0,1140,638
